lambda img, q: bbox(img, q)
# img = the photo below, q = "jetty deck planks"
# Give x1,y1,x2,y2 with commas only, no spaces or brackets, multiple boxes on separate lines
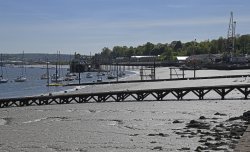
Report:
1,83,250,108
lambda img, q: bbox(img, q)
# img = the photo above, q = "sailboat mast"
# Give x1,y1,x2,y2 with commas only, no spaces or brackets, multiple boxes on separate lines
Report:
0,54,3,76
59,51,61,77
21,51,24,76
46,56,50,86
56,51,58,82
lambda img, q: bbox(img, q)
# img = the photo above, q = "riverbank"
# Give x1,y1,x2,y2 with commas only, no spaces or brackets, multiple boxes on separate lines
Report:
0,67,250,151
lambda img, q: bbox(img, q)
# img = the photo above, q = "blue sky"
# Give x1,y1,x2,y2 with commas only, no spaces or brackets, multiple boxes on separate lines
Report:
0,0,249,54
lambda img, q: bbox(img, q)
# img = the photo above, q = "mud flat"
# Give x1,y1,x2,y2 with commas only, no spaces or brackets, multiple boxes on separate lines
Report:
1,67,250,151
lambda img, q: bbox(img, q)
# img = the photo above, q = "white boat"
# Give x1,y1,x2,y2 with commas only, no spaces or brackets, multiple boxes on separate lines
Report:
51,74,64,83
0,76,8,83
64,73,76,81
66,72,76,77
41,73,49,80
97,77,102,82
15,51,26,82
86,73,93,78
15,75,27,82
51,77,64,83
64,76,75,81
107,73,116,79
50,51,64,83
97,72,105,76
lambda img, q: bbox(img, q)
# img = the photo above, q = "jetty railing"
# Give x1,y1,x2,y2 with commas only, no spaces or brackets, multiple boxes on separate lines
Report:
1,84,250,108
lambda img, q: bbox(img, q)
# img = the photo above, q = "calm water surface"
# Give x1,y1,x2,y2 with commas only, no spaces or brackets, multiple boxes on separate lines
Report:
0,66,134,99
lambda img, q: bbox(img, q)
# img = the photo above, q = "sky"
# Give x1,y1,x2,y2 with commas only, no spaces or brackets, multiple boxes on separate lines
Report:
0,0,249,54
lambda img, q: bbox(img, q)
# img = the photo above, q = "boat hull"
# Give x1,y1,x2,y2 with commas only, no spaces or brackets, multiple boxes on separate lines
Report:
0,78,8,83
15,76,26,82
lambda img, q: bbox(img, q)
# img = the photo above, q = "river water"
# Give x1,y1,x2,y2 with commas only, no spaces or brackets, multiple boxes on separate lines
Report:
0,65,135,99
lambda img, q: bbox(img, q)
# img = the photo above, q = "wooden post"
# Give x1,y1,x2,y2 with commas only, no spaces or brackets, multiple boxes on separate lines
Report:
182,69,184,78
193,63,195,78
193,62,196,79
116,63,118,82
153,58,156,80
78,66,81,84
140,68,143,80
170,68,172,79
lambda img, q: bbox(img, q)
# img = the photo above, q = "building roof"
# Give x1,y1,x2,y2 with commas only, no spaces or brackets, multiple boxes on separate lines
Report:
131,55,158,58
176,56,189,61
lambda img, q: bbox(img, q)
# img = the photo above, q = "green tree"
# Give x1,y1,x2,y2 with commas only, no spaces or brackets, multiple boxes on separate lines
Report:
101,47,111,57
174,41,182,51
144,42,154,55
125,46,135,57
98,34,250,62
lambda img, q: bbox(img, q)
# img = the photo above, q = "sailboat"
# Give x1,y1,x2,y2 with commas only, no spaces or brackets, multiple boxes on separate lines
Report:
86,72,93,78
0,54,8,83
51,51,64,83
15,51,27,82
97,76,102,82
41,58,50,80
41,73,49,80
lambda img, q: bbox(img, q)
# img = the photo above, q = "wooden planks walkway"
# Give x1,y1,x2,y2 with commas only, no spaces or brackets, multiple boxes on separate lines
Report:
1,83,250,108
66,74,250,86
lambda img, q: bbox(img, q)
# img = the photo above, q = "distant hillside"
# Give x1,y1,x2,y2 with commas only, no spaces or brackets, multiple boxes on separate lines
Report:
1,53,73,64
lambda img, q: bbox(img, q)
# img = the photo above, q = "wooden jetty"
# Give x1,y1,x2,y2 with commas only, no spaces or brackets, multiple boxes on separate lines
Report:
66,74,250,86
1,83,250,108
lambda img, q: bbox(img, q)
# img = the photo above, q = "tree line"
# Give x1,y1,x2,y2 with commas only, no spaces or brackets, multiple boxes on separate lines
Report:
96,34,250,62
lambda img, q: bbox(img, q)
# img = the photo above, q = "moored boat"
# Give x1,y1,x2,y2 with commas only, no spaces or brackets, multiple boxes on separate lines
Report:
64,76,75,81
0,76,8,83
97,77,102,82
107,73,116,79
41,73,49,80
86,72,93,78
15,75,27,82
15,51,27,82
51,74,64,83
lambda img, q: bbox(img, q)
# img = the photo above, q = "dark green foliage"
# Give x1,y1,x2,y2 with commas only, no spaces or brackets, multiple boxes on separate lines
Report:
98,34,250,61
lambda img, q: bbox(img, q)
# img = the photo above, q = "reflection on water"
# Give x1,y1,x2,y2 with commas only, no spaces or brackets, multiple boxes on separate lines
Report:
0,66,134,99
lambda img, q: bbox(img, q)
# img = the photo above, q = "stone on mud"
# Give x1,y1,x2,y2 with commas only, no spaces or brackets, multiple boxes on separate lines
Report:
186,120,210,129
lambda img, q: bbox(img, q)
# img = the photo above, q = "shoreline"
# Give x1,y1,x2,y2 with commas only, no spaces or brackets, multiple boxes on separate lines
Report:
0,66,138,99
0,67,250,151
